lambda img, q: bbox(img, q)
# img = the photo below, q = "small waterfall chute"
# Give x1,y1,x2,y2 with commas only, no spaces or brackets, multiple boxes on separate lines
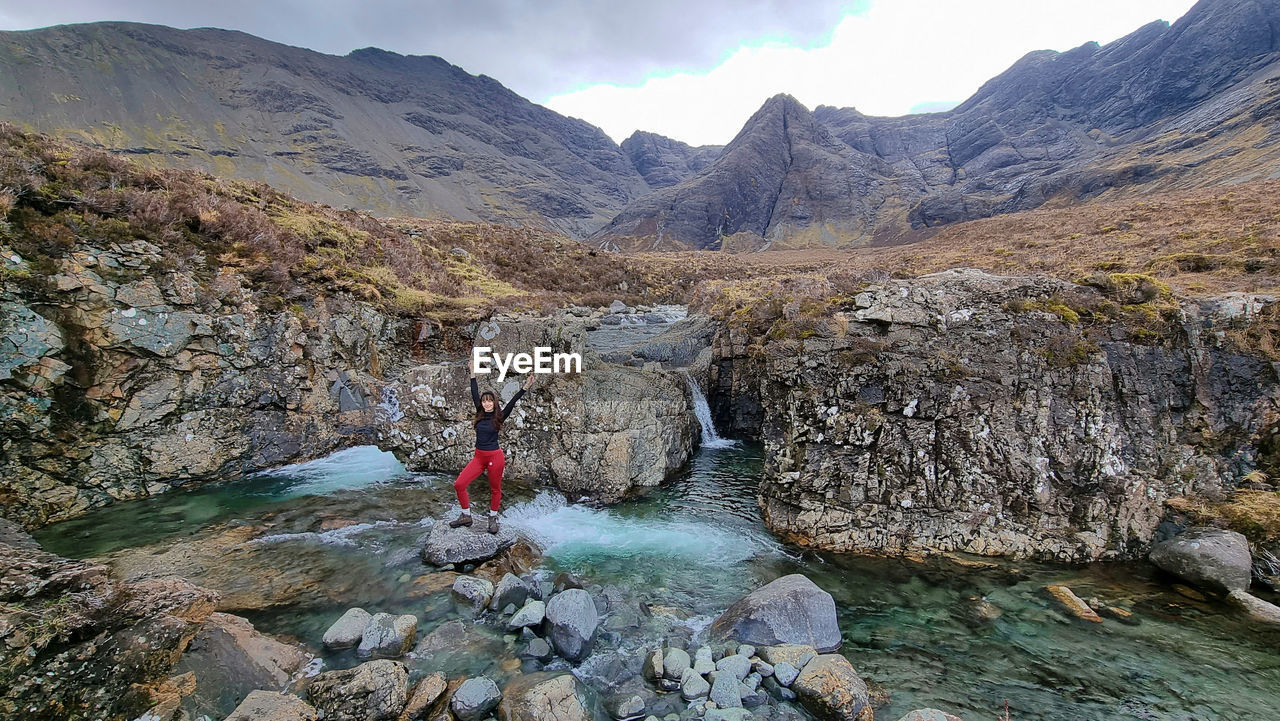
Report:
683,373,740,449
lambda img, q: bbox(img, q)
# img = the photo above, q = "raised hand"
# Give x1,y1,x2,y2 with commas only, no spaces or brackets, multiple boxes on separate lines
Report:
523,373,537,391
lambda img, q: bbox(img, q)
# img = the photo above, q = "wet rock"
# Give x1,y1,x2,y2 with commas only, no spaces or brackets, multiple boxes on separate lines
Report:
358,613,419,658
716,654,752,682
1149,527,1252,594
402,672,448,721
895,711,964,721
499,672,592,721
680,668,711,700
1227,589,1280,625
758,645,816,672
0,535,219,720
711,575,840,652
452,676,503,721
643,648,665,680
663,647,691,679
423,522,518,566
173,612,313,709
554,571,586,593
752,659,774,678
225,690,322,721
694,646,716,674
740,683,766,709
522,637,553,661
608,694,647,720
308,659,410,721
762,676,796,701
1096,604,1139,625
453,576,496,612
791,655,870,721
1044,585,1103,623
1172,584,1209,602
710,669,743,708
508,599,547,630
491,573,533,611
544,589,599,661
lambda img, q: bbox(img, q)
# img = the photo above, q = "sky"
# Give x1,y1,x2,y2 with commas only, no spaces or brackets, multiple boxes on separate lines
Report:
0,0,1200,146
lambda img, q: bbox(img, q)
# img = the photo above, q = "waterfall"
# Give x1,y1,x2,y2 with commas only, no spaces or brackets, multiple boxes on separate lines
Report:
683,373,739,449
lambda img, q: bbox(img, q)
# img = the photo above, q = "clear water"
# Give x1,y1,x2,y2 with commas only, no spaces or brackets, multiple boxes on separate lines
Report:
34,445,1280,721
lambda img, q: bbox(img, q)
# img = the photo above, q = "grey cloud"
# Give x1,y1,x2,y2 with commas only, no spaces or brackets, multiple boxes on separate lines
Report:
0,0,860,99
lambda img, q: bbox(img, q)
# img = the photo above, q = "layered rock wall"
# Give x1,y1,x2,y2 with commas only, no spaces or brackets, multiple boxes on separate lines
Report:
712,270,1280,561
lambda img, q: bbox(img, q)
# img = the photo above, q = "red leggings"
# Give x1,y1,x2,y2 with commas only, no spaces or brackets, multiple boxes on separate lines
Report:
454,448,505,511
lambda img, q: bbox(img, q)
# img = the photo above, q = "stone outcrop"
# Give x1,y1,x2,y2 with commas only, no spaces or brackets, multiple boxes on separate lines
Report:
710,574,841,652
498,672,593,721
0,524,219,719
173,612,315,711
1149,527,1253,593
714,270,1280,561
307,659,410,721
1,240,406,529
376,311,698,503
422,520,520,566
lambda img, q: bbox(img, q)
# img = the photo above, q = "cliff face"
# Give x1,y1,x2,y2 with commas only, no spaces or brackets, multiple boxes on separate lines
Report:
0,22,650,238
596,0,1280,249
1,240,408,527
711,270,1280,561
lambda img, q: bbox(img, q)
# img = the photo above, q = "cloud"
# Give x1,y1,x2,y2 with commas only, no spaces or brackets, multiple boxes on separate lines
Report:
543,0,1200,146
0,0,856,102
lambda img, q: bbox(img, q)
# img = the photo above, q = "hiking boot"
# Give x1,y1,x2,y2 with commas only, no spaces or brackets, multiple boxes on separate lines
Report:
488,515,500,534
448,513,473,528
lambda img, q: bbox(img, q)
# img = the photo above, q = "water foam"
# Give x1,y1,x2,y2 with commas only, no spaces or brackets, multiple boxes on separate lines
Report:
502,491,783,566
251,445,406,496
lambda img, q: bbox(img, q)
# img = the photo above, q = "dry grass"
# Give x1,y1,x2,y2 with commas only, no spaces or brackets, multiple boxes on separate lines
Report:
1168,488,1280,544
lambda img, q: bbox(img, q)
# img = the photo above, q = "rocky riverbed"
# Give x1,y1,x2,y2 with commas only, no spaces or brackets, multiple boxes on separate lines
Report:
7,444,1278,721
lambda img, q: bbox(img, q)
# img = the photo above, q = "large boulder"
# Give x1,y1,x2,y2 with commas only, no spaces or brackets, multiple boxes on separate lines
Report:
498,672,592,721
451,676,503,721
544,589,599,661
172,612,313,710
1149,527,1253,594
307,659,410,721
323,607,373,649
710,575,841,652
452,576,495,611
791,655,870,721
357,613,418,658
422,521,518,566
225,690,321,721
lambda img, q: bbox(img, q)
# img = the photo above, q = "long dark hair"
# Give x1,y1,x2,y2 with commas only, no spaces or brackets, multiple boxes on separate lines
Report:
474,390,502,431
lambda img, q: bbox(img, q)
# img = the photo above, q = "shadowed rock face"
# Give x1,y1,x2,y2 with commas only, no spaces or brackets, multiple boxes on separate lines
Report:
597,0,1280,249
0,22,650,238
621,131,723,189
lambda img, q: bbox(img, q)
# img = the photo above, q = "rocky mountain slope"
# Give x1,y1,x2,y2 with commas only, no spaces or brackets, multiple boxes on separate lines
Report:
0,22,650,238
620,131,723,189
594,0,1280,250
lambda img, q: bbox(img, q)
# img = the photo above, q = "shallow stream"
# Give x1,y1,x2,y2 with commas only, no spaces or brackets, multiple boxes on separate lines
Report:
37,444,1280,720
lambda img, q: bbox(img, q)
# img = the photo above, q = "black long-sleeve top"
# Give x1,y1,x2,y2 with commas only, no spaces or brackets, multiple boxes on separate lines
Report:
471,376,525,450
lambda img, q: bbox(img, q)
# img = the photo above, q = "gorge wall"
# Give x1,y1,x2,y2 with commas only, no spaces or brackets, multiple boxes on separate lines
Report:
711,269,1280,561
1,240,699,528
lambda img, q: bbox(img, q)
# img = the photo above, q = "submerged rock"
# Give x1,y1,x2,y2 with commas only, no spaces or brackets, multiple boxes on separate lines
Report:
173,612,314,711
544,588,600,661
1044,585,1103,623
422,521,518,566
452,676,503,721
308,659,409,721
895,711,964,721
1227,589,1280,625
225,690,322,721
499,672,592,721
711,576,840,652
1149,527,1253,594
791,655,870,721
324,607,374,649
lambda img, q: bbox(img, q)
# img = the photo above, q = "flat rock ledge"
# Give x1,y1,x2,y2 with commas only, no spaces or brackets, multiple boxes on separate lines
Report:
422,520,519,566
